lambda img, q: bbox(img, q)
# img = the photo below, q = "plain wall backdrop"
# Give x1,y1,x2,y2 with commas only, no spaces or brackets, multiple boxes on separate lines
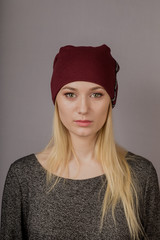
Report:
1,0,160,212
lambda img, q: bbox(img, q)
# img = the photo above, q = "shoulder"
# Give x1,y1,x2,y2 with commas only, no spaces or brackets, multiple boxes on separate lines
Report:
9,154,37,171
6,154,43,183
126,151,159,186
126,151,154,169
126,151,156,170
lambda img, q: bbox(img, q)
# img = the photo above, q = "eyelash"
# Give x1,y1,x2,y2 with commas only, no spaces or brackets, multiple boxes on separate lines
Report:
64,92,103,98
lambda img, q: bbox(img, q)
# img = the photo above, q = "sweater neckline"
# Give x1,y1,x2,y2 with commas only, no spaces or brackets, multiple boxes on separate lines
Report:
32,153,106,182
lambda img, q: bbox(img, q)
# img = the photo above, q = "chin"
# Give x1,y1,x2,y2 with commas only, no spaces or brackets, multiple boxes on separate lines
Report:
72,130,96,138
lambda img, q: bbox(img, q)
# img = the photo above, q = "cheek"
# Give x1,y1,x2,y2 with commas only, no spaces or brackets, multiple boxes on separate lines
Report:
58,105,72,128
95,104,109,126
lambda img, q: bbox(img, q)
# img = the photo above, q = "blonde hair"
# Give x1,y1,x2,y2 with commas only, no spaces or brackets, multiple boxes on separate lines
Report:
44,100,145,239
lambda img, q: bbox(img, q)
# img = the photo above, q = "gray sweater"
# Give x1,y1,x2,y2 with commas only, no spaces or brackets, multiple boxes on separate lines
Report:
0,152,160,239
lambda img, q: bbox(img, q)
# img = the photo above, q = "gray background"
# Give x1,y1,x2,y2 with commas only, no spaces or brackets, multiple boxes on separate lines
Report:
1,0,160,211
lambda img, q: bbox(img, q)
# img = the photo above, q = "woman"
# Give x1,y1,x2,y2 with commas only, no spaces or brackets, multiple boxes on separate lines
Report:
1,44,160,239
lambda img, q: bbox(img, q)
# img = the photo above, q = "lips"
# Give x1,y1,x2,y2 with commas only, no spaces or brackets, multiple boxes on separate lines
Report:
74,120,92,123
74,120,93,127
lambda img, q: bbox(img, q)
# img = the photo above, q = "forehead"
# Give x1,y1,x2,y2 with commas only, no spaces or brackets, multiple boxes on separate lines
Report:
61,81,105,90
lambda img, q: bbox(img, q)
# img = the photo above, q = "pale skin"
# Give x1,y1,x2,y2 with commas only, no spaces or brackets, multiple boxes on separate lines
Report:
36,81,110,179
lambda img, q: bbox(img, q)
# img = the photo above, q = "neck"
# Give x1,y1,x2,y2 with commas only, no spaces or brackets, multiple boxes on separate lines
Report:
69,133,97,165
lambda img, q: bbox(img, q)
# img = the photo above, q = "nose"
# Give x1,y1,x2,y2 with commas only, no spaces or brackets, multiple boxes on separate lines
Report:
77,96,89,115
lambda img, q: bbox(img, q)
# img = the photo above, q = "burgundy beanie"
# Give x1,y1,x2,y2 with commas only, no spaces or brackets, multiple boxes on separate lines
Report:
51,44,119,108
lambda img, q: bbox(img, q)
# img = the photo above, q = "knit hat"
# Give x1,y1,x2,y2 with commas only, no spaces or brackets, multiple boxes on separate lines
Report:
51,44,119,108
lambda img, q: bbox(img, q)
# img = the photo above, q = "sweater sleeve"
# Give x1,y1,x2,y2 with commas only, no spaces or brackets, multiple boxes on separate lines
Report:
143,162,160,239
0,164,23,240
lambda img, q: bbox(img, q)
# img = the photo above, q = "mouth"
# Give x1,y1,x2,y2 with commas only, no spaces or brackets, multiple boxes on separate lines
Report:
74,120,93,127
74,120,92,123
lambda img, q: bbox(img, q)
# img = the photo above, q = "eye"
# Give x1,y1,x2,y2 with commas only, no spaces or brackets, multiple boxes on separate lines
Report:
91,93,103,98
64,92,76,98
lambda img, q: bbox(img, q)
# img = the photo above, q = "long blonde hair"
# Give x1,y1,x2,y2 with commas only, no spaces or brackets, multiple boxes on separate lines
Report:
43,100,144,239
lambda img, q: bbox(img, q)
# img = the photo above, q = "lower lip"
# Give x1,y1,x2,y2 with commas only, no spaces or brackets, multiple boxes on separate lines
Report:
75,121,92,127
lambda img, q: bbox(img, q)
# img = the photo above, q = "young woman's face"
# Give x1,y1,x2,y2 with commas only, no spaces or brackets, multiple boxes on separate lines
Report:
56,81,110,138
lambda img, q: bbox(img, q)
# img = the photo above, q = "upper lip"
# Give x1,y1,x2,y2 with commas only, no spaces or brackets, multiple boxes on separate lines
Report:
74,120,92,122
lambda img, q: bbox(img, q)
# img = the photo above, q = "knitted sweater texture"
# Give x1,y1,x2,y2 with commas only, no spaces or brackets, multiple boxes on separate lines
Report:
0,152,160,239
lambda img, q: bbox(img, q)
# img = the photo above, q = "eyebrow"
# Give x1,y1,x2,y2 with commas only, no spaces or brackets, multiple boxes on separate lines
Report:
61,86,105,91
